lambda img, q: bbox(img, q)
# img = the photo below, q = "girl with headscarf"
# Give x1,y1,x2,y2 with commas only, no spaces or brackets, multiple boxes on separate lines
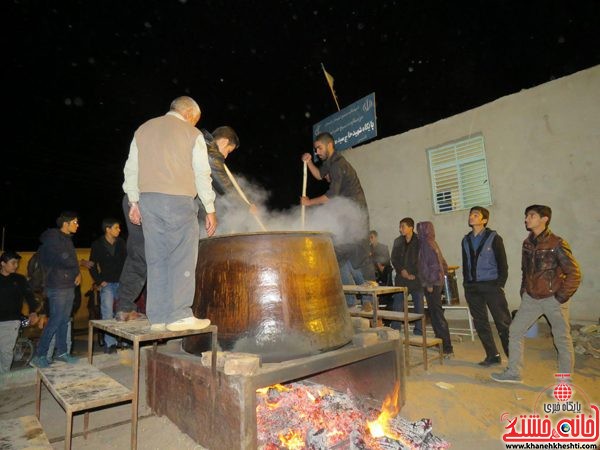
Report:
417,221,454,356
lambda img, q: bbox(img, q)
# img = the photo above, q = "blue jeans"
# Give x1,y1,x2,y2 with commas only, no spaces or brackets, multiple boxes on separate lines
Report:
340,260,365,306
37,287,74,357
139,193,199,324
100,283,119,347
48,320,72,360
391,288,424,333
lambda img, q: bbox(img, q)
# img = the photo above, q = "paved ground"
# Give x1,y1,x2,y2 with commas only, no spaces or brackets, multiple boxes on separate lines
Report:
1,322,598,449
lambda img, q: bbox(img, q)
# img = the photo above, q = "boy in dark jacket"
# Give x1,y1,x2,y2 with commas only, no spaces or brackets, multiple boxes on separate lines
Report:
0,251,39,372
390,218,424,334
31,211,81,368
461,206,511,366
492,205,581,384
90,218,127,353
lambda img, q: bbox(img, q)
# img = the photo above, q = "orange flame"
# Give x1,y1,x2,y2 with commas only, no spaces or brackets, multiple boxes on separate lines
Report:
279,430,304,449
257,384,293,410
256,383,290,394
367,381,401,439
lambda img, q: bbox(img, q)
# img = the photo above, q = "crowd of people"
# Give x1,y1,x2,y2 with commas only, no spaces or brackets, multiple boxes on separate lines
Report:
2,96,249,370
366,204,582,382
1,96,582,385
301,129,582,381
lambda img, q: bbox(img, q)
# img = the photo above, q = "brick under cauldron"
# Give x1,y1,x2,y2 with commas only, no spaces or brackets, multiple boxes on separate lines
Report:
146,337,404,450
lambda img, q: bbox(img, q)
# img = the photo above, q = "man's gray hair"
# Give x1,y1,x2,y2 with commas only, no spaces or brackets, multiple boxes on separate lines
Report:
170,96,200,116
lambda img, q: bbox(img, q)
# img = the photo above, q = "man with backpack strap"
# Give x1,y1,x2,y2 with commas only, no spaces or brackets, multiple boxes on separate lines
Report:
30,211,81,368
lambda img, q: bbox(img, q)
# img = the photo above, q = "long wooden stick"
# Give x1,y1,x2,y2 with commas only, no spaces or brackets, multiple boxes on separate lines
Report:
223,163,267,231
301,162,307,229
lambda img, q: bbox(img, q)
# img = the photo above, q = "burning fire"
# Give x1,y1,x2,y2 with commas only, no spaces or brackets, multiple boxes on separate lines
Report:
367,381,401,440
256,381,447,449
279,430,304,449
256,383,290,394
257,383,291,409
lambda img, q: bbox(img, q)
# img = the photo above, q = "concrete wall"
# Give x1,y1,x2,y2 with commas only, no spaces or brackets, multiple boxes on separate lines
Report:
344,65,600,322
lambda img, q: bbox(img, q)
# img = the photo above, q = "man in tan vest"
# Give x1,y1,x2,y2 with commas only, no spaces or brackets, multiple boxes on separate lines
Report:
123,96,217,332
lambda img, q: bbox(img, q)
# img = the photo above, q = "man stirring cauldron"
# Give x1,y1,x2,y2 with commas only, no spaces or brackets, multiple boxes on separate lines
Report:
301,132,375,305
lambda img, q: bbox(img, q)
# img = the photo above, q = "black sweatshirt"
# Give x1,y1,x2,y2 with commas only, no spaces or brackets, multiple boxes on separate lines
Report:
0,273,39,321
89,236,127,284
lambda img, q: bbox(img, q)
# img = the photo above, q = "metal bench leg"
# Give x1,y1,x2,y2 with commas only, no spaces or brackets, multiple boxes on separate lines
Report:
35,371,41,419
131,340,140,450
468,310,475,341
403,325,411,375
422,317,428,371
65,411,73,450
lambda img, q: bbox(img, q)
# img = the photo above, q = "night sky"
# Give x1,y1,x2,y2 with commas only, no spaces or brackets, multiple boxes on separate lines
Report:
5,0,600,250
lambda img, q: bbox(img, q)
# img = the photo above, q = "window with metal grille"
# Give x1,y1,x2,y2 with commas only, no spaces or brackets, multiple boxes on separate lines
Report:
427,134,492,214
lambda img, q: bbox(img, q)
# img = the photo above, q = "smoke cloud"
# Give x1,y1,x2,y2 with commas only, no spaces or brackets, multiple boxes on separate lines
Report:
203,175,369,247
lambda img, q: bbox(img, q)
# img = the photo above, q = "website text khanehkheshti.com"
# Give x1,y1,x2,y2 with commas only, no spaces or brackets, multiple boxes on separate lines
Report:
506,443,598,449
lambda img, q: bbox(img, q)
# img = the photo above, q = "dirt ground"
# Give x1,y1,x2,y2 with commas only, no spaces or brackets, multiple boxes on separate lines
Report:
1,322,599,450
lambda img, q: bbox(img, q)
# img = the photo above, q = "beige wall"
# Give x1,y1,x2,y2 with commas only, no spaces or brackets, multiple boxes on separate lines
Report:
345,65,600,322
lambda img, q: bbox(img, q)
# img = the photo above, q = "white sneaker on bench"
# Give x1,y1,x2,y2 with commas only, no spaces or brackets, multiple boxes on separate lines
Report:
167,317,211,332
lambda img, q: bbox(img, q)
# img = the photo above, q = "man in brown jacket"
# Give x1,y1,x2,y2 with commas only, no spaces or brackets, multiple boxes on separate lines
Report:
492,205,581,383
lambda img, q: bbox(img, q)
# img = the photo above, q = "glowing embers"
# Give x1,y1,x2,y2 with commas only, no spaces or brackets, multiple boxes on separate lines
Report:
256,382,450,449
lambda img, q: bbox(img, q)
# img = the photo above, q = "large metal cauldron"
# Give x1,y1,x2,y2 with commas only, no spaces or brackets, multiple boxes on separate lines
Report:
182,231,354,362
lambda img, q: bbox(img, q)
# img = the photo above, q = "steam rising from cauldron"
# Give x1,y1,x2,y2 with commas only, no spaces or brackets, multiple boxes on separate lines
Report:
205,175,369,247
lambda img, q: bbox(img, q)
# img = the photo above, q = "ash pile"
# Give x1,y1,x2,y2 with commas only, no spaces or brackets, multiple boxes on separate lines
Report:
257,382,450,450
572,323,600,359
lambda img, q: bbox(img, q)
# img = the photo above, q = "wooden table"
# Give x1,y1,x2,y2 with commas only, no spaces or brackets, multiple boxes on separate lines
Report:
87,319,218,450
342,285,408,327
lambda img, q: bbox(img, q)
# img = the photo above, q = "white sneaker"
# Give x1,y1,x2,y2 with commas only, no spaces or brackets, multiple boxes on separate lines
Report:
150,323,166,331
166,317,211,332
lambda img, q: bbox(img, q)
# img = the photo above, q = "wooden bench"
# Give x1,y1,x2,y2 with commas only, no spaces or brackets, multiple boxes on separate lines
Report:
0,415,52,449
35,362,133,450
344,285,443,374
87,319,218,450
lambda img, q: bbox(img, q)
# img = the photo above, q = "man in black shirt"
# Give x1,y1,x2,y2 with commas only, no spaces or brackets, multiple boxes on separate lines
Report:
390,218,424,334
90,218,127,353
301,132,374,304
0,251,39,373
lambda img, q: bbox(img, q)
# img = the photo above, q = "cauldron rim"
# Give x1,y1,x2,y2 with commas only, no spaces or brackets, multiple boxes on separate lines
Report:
200,230,333,242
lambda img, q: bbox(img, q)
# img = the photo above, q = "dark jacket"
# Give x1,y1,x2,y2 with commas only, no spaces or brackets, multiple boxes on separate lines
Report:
0,273,38,321
391,233,421,290
417,222,448,288
461,228,508,287
520,228,581,303
198,129,246,218
39,228,79,289
90,236,127,284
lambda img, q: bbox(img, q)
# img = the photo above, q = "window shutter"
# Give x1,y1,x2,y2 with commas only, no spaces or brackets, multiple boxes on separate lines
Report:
427,134,491,214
